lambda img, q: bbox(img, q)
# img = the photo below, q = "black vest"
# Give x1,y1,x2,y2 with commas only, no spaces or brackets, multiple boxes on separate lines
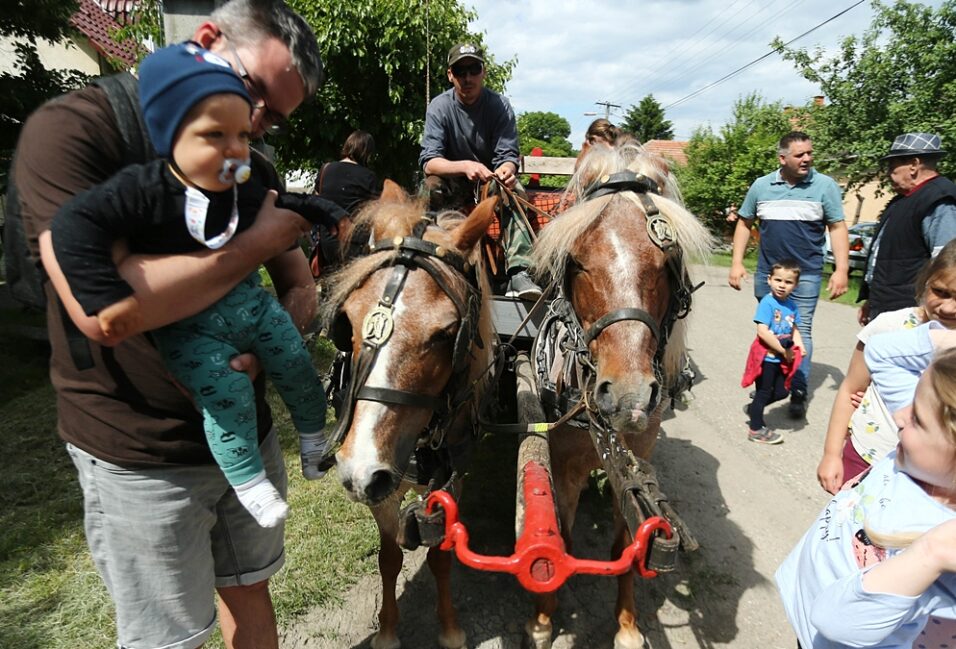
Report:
864,175,956,319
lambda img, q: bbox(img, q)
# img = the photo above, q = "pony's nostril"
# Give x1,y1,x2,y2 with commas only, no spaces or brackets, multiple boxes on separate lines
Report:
595,380,615,414
647,381,660,411
365,469,398,503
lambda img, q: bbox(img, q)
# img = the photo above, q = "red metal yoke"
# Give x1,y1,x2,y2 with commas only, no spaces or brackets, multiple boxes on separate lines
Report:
426,460,673,594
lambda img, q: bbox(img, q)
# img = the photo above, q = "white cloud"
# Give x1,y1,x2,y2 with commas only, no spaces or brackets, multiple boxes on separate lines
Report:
465,0,945,145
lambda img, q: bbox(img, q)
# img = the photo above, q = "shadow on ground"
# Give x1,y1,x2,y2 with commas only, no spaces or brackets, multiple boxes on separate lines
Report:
338,426,759,649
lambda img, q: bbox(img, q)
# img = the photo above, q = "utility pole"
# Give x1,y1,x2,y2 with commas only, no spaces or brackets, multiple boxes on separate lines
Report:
595,100,620,120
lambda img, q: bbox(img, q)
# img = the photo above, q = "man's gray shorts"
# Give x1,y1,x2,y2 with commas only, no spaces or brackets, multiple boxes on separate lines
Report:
67,428,287,649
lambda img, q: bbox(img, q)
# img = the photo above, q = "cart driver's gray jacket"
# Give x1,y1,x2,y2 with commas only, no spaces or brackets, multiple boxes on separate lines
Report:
419,87,519,173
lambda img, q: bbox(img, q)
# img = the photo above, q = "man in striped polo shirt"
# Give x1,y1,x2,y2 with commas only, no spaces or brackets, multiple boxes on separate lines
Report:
729,131,850,418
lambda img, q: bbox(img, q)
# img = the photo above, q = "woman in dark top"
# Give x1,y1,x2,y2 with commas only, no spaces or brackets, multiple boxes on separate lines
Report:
316,130,382,212
311,130,382,275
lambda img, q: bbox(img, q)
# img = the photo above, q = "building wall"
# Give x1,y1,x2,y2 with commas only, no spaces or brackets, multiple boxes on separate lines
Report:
163,0,216,44
0,36,101,76
842,179,891,225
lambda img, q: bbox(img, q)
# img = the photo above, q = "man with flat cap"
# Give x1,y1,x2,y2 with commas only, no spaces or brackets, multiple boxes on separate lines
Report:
859,132,956,324
419,42,541,300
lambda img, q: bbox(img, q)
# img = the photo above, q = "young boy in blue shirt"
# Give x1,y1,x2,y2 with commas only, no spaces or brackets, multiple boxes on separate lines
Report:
746,259,805,444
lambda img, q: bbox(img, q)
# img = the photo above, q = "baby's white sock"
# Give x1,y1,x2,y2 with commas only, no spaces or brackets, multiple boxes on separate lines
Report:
234,470,288,527
300,431,332,480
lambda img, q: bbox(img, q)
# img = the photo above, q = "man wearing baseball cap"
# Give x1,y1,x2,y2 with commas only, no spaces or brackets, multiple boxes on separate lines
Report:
859,132,956,324
419,42,541,300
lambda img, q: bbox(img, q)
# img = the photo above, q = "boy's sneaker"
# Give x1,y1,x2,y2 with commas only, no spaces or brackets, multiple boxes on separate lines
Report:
788,389,808,419
505,270,542,301
748,427,783,445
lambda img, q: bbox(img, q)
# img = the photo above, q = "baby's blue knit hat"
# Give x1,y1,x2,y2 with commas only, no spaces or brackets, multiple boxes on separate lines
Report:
139,42,251,157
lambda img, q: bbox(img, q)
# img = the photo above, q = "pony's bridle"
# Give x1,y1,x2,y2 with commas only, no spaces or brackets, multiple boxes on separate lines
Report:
330,218,484,459
571,170,699,392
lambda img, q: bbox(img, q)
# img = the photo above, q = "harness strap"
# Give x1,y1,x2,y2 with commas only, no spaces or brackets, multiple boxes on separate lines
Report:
583,171,659,201
584,308,661,346
370,236,471,276
479,399,587,435
357,386,445,411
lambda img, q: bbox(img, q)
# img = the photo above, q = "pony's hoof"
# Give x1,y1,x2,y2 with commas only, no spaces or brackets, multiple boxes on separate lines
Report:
439,627,466,649
523,619,553,649
613,627,646,649
371,632,401,649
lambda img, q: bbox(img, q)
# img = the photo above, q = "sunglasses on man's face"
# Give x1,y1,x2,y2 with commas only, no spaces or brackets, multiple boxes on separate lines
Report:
451,62,483,78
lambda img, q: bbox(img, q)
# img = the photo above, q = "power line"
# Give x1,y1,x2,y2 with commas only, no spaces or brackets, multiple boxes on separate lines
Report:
629,0,796,108
612,0,757,102
663,0,865,110
616,0,770,104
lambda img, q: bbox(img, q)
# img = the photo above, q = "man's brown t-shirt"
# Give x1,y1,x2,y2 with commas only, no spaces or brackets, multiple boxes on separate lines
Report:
15,82,273,467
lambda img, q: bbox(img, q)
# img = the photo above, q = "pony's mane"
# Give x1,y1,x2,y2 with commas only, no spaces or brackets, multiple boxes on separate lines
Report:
321,196,494,378
532,145,714,381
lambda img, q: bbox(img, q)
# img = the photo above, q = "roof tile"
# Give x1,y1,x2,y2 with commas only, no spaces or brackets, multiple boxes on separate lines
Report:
643,139,689,166
70,0,142,67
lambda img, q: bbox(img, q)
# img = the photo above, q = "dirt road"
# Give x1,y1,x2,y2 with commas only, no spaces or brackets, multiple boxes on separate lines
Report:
282,264,861,649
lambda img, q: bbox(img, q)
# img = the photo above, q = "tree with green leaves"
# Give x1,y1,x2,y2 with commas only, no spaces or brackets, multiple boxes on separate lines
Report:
517,111,573,158
0,0,89,187
516,111,574,188
275,0,513,188
675,94,793,234
622,94,673,142
774,0,956,189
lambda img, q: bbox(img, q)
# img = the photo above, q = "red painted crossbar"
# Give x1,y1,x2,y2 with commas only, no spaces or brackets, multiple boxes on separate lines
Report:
425,461,672,593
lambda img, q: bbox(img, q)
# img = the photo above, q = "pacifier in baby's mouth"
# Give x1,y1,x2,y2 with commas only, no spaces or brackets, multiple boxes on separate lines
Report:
219,157,252,184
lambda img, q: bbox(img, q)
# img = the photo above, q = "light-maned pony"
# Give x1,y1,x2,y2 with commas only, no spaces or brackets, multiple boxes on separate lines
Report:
528,144,713,649
323,182,496,649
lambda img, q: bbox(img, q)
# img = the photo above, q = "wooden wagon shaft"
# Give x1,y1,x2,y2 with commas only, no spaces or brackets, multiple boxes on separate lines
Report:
513,352,558,540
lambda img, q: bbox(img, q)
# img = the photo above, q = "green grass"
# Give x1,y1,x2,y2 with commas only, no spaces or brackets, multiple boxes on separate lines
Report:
709,250,863,307
0,324,380,648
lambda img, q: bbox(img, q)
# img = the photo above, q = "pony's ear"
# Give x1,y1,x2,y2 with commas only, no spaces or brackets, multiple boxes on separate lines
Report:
380,179,406,203
453,196,498,253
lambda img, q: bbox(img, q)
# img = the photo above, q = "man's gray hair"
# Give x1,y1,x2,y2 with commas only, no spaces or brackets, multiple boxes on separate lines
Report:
212,0,324,97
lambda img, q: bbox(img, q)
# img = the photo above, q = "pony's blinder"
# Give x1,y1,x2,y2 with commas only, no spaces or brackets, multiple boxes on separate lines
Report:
330,311,353,351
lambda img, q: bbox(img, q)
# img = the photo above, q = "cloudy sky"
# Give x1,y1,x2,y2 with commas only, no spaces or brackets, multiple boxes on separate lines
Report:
465,0,944,147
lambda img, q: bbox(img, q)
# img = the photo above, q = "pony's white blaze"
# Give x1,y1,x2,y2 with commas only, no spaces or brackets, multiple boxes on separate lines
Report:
347,299,409,470
606,229,640,288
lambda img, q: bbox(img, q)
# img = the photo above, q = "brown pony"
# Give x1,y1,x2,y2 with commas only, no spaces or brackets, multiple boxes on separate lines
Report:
528,144,713,648
323,182,496,649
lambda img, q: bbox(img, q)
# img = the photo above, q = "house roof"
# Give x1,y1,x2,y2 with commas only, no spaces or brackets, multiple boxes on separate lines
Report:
643,139,688,166
95,0,139,26
70,0,142,67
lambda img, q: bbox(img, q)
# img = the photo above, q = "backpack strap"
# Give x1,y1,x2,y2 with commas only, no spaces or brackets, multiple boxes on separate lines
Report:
62,73,152,369
92,72,155,165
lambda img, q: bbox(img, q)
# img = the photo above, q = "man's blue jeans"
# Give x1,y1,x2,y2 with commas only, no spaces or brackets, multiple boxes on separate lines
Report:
754,272,821,396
